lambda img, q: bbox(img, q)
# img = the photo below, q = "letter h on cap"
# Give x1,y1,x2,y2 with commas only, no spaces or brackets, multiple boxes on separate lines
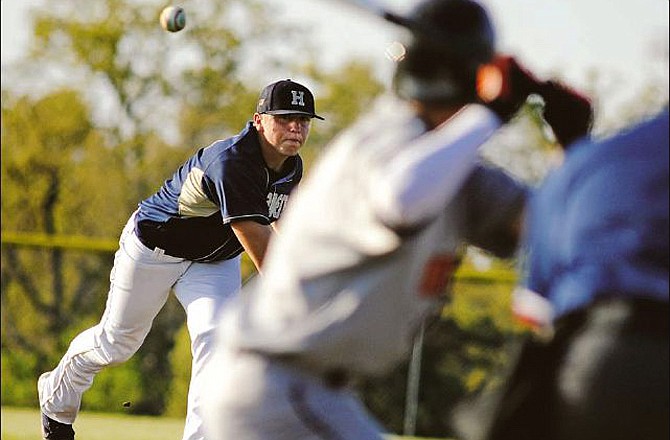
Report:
291,90,305,106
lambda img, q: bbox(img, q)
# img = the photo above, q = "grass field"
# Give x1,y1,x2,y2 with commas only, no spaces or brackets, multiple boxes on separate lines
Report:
1,407,185,440
1,406,446,440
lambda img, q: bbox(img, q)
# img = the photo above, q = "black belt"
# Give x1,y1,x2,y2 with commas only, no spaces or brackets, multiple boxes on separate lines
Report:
134,220,190,259
135,220,167,251
136,232,157,251
134,218,240,262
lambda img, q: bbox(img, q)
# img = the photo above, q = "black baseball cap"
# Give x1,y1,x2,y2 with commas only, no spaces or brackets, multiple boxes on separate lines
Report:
256,79,324,120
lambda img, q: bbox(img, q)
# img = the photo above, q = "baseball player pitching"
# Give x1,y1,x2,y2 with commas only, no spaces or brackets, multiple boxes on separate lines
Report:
201,1,592,439
37,79,323,440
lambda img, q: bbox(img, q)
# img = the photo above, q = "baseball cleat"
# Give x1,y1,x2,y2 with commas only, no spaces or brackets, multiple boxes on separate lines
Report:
38,372,75,439
41,412,75,440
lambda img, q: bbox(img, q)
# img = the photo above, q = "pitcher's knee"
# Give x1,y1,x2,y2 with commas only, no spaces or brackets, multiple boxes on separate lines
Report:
98,329,147,365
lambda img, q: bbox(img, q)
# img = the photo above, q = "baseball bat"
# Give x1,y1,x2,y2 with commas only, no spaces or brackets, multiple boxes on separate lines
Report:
328,0,411,28
328,0,389,17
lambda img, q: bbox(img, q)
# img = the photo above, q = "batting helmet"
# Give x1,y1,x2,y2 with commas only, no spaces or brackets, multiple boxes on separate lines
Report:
388,0,496,105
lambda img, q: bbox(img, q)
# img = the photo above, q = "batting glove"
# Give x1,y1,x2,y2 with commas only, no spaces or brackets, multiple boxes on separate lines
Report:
538,80,593,147
477,55,539,122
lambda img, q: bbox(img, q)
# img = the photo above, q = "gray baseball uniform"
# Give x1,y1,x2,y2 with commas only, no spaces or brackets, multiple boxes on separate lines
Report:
203,96,527,440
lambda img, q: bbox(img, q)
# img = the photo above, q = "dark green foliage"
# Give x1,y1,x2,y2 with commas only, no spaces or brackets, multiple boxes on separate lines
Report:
79,360,144,414
163,325,191,418
125,295,185,415
1,349,40,406
1,0,385,416
359,277,528,438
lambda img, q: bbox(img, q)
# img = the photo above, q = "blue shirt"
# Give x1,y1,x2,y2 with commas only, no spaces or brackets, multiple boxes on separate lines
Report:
135,122,302,262
524,109,669,318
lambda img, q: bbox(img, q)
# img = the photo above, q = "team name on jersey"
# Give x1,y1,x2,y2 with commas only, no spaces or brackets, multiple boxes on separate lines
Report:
266,192,289,219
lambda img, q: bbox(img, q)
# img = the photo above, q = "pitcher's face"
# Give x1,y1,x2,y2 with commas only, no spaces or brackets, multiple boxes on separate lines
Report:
255,113,311,157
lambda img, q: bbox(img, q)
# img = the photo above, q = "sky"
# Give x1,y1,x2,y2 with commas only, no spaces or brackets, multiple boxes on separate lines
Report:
2,0,669,116
266,0,669,112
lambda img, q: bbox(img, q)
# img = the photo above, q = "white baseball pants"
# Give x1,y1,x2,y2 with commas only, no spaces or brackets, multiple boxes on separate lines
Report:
38,213,242,440
202,347,385,440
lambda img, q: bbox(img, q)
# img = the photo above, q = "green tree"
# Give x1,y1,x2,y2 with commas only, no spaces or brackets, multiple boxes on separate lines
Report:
358,267,528,437
3,0,274,414
1,89,118,403
2,0,385,415
299,61,386,161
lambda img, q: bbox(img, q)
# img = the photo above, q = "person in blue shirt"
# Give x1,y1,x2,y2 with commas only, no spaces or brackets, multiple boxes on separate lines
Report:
486,108,669,440
37,79,324,440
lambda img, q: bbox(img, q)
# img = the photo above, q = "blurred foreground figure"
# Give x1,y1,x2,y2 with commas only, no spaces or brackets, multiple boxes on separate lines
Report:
485,108,669,440
202,0,593,439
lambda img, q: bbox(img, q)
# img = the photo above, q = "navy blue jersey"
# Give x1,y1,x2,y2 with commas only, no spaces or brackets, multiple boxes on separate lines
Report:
134,122,302,262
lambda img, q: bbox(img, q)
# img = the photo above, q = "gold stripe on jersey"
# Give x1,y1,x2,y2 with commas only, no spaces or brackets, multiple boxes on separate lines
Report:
178,167,218,218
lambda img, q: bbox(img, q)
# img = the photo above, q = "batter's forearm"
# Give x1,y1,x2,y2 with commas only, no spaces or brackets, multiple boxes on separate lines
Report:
373,105,501,228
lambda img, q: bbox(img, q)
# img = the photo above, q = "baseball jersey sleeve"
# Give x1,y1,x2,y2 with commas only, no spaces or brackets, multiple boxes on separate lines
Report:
372,104,501,230
203,155,271,226
461,163,528,258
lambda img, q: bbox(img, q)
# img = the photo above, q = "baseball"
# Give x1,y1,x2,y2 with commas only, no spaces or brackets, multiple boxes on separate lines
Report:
160,6,186,33
384,41,406,62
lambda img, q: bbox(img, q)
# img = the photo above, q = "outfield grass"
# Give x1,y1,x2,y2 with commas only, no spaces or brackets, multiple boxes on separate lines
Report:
1,407,185,440
1,406,446,440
